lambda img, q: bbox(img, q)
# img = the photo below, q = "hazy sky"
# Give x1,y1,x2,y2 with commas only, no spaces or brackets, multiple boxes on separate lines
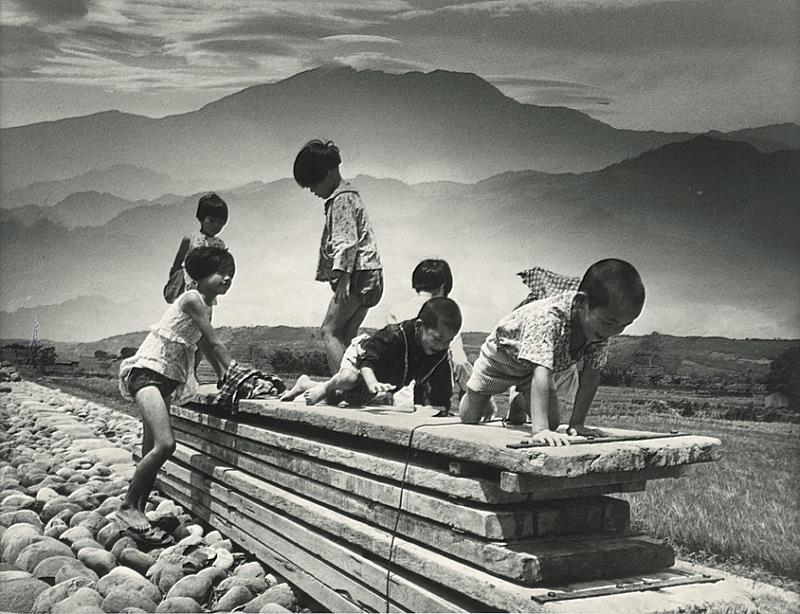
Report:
1,0,798,131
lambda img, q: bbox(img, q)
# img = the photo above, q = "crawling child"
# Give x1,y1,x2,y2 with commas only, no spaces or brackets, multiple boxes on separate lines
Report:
281,297,461,413
460,259,645,446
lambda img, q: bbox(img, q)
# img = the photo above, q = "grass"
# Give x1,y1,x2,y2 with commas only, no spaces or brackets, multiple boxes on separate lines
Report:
26,372,800,597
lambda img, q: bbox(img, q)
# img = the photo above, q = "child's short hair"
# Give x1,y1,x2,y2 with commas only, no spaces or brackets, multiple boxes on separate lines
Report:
196,192,228,224
418,297,462,332
412,259,453,295
578,259,645,310
184,246,235,282
293,140,341,188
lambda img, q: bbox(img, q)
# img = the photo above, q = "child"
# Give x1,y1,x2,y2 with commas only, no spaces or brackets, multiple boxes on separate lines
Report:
165,192,228,303
293,140,383,375
460,259,645,447
116,246,236,544
387,259,473,403
281,297,461,413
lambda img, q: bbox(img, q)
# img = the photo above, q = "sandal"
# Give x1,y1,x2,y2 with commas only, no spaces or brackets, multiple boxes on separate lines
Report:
124,525,174,547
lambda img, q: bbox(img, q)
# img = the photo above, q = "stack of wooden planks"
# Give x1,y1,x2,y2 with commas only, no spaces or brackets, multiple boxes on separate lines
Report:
153,396,722,613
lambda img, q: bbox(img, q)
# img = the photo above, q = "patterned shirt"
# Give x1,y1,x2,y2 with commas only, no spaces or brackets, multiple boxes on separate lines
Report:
487,291,609,375
315,181,382,282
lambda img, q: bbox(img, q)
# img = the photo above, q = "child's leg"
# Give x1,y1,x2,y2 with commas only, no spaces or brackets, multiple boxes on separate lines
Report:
320,294,369,374
509,382,560,428
304,369,359,405
118,386,176,530
280,374,317,402
459,388,495,423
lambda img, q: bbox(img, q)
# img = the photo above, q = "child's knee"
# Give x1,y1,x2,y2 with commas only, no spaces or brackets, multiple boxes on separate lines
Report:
153,436,176,459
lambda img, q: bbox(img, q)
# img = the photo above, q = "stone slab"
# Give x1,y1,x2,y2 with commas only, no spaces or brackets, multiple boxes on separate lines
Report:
193,397,720,478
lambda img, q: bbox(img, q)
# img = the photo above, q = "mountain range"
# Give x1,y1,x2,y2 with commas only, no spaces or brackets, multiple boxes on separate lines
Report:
2,66,799,191
0,66,798,342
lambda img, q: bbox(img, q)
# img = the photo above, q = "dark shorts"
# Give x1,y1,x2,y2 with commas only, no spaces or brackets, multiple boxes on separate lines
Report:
127,367,179,400
332,269,384,308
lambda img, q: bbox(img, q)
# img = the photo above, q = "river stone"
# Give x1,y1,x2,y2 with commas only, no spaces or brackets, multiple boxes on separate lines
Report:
156,596,203,613
31,576,93,613
35,487,60,504
1,522,43,563
97,496,124,516
33,555,80,581
217,575,269,595
72,537,106,553
242,583,296,613
60,525,94,546
44,517,68,539
0,570,50,613
79,511,111,534
111,536,139,559
101,588,159,613
97,566,162,604
213,585,254,612
68,510,92,526
234,561,265,578
196,566,227,586
258,604,291,613
51,586,104,613
166,573,212,602
1,493,35,510
78,546,117,576
16,536,75,572
147,561,185,594
54,557,100,584
212,547,234,570
90,447,133,465
41,499,82,522
119,547,156,576
96,521,124,548
56,468,76,480
0,509,43,530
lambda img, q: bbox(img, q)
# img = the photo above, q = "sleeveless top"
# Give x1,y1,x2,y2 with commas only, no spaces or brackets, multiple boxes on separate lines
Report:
118,290,211,403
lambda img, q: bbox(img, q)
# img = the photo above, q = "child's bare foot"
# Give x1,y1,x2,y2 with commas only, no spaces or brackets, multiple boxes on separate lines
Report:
115,505,150,531
280,375,314,401
303,384,328,405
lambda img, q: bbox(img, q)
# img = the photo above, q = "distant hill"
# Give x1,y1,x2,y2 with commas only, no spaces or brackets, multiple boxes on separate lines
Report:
707,123,800,153
0,164,193,208
0,191,155,229
1,66,700,189
35,326,796,387
0,135,797,341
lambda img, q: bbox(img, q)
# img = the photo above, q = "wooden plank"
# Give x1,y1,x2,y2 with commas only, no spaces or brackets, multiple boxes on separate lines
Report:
156,460,474,613
173,416,628,541
500,465,686,494
216,397,721,477
155,447,675,610
169,433,631,584
173,405,524,504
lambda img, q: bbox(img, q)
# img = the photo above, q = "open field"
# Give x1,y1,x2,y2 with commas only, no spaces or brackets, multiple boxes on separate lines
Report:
25,371,800,595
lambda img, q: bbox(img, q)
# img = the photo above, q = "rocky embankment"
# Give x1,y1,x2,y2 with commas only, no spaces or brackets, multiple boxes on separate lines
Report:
0,381,305,613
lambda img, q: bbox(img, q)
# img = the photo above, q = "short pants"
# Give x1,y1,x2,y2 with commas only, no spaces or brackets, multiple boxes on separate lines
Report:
127,367,179,400
332,269,384,308
332,334,393,406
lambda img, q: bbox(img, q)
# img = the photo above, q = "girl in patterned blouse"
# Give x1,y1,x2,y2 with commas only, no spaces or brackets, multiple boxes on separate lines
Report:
293,140,384,375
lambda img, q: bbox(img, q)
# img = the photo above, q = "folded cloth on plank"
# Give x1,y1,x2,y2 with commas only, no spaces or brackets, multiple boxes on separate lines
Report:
210,360,286,413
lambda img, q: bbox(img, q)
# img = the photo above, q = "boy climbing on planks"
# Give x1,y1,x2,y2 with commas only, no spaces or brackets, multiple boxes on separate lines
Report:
281,297,461,414
460,259,645,446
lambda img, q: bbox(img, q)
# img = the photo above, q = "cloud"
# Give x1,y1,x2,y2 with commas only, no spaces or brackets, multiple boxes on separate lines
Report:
0,24,60,76
332,52,428,72
15,0,91,21
192,36,297,56
487,75,612,108
390,0,799,52
321,34,401,44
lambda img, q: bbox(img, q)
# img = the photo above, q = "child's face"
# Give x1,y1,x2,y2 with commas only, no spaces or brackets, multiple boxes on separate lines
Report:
578,297,642,343
416,320,457,355
200,265,234,296
307,169,338,200
200,215,226,237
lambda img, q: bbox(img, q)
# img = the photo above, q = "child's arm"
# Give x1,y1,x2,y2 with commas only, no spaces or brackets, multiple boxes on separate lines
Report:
415,356,453,412
530,365,571,446
360,367,395,395
328,193,359,303
170,236,191,275
180,293,233,378
568,366,604,437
